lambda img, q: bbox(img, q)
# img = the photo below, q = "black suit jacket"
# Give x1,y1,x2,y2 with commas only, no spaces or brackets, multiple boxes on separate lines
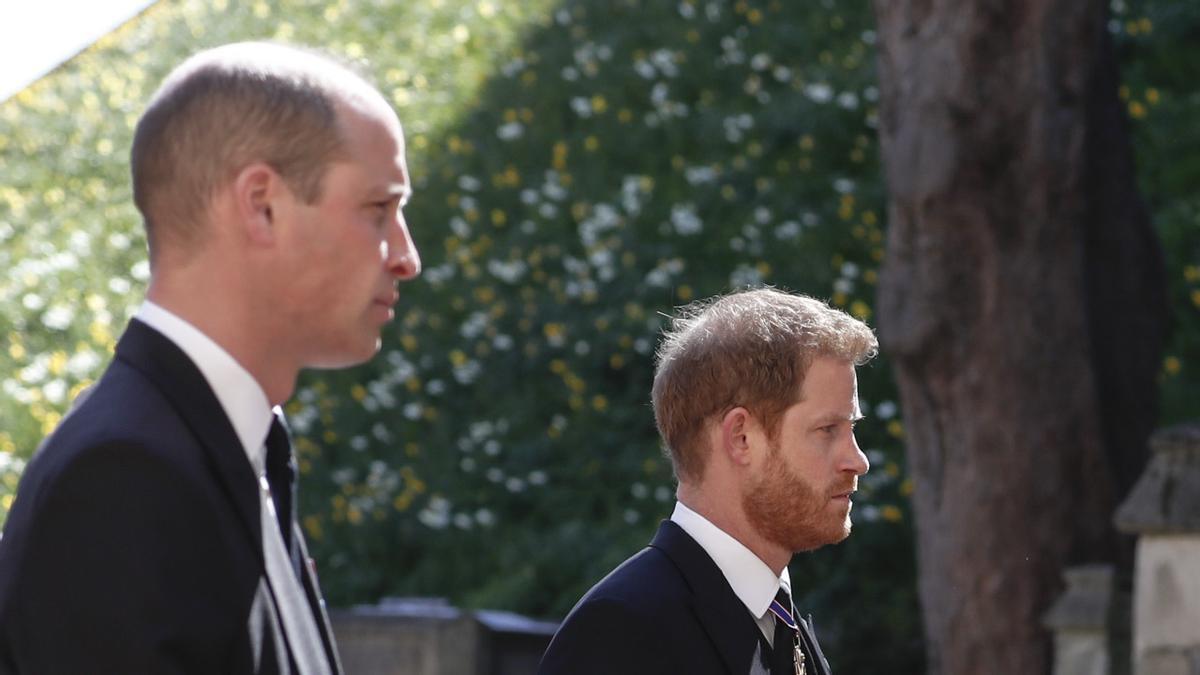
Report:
0,319,342,674
538,520,832,675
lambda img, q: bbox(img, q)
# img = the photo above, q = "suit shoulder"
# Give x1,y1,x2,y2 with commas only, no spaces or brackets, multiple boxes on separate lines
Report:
564,544,693,628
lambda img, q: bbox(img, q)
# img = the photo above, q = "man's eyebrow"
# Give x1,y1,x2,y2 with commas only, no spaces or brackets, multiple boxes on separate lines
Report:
813,411,864,425
375,184,412,204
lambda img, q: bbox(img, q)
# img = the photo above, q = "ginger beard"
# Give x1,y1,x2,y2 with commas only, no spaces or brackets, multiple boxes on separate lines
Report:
742,442,855,554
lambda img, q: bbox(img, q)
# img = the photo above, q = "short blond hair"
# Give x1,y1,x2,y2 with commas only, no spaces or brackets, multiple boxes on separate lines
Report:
652,287,878,483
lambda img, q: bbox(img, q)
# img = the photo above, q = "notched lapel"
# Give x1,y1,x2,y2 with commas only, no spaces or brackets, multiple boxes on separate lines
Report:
115,320,263,559
799,615,832,675
650,521,762,675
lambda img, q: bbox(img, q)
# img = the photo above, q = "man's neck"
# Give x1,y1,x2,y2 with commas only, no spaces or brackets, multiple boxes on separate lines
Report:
145,281,296,405
676,486,791,575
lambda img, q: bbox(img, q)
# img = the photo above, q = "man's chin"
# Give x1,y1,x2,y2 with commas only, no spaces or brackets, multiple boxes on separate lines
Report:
308,340,382,370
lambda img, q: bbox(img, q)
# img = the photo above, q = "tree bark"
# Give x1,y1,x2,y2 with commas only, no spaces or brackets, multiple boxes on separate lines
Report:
871,1,1168,673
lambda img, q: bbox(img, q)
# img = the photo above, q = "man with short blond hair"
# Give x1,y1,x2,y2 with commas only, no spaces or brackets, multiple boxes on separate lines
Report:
0,42,420,674
539,287,876,675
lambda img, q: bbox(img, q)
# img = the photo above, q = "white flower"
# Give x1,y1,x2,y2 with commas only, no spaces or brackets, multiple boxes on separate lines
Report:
22,293,44,311
108,277,131,294
804,83,833,103
877,401,899,419
42,305,74,330
475,508,496,527
570,96,592,117
774,221,801,240
43,379,67,405
496,122,524,140
669,203,703,235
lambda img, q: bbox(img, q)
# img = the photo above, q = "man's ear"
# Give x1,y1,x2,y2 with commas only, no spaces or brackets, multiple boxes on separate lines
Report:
719,407,755,467
230,162,282,246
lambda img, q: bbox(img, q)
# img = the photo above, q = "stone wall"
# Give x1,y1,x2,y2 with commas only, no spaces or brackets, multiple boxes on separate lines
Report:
331,598,557,675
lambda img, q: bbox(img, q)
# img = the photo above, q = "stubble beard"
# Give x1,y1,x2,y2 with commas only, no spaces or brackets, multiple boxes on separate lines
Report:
742,447,853,554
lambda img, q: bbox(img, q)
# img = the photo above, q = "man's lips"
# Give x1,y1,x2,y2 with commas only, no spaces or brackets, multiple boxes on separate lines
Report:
374,290,399,307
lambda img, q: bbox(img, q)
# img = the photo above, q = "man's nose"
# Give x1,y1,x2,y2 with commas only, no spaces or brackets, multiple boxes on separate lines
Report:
843,433,870,476
387,214,421,280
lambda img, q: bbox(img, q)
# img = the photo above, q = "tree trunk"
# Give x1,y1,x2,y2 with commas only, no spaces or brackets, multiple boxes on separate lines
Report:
871,1,1168,673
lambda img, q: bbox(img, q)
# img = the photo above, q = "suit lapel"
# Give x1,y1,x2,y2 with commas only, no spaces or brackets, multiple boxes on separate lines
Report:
114,319,263,559
649,521,763,675
798,615,832,675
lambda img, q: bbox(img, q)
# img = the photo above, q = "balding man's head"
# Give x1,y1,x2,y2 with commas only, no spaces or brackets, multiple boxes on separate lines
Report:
131,41,385,259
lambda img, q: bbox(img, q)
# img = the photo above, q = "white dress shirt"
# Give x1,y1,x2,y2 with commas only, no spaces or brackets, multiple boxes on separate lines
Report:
136,300,272,464
671,501,793,645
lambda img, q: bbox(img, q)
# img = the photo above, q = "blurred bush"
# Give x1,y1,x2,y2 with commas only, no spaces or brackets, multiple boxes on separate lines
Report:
2,0,1195,671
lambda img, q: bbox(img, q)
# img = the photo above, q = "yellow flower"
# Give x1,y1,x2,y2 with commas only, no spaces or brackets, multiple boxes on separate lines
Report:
591,95,607,114
887,420,905,439
591,395,608,412
1163,355,1181,376
850,300,871,320
350,384,367,402
1128,101,1147,119
881,505,903,522
304,515,323,540
1146,88,1160,105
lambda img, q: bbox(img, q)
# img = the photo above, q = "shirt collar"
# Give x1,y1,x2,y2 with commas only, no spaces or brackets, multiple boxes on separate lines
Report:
135,300,273,470
670,501,791,620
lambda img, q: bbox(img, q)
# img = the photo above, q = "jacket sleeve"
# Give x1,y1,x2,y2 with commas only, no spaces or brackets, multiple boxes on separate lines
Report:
4,441,248,675
537,595,668,675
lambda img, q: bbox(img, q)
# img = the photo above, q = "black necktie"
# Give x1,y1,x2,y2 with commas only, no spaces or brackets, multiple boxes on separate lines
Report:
265,415,301,578
771,587,807,675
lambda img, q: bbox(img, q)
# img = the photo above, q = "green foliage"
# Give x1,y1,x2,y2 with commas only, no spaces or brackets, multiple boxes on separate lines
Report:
1113,0,1200,424
3,0,1196,672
